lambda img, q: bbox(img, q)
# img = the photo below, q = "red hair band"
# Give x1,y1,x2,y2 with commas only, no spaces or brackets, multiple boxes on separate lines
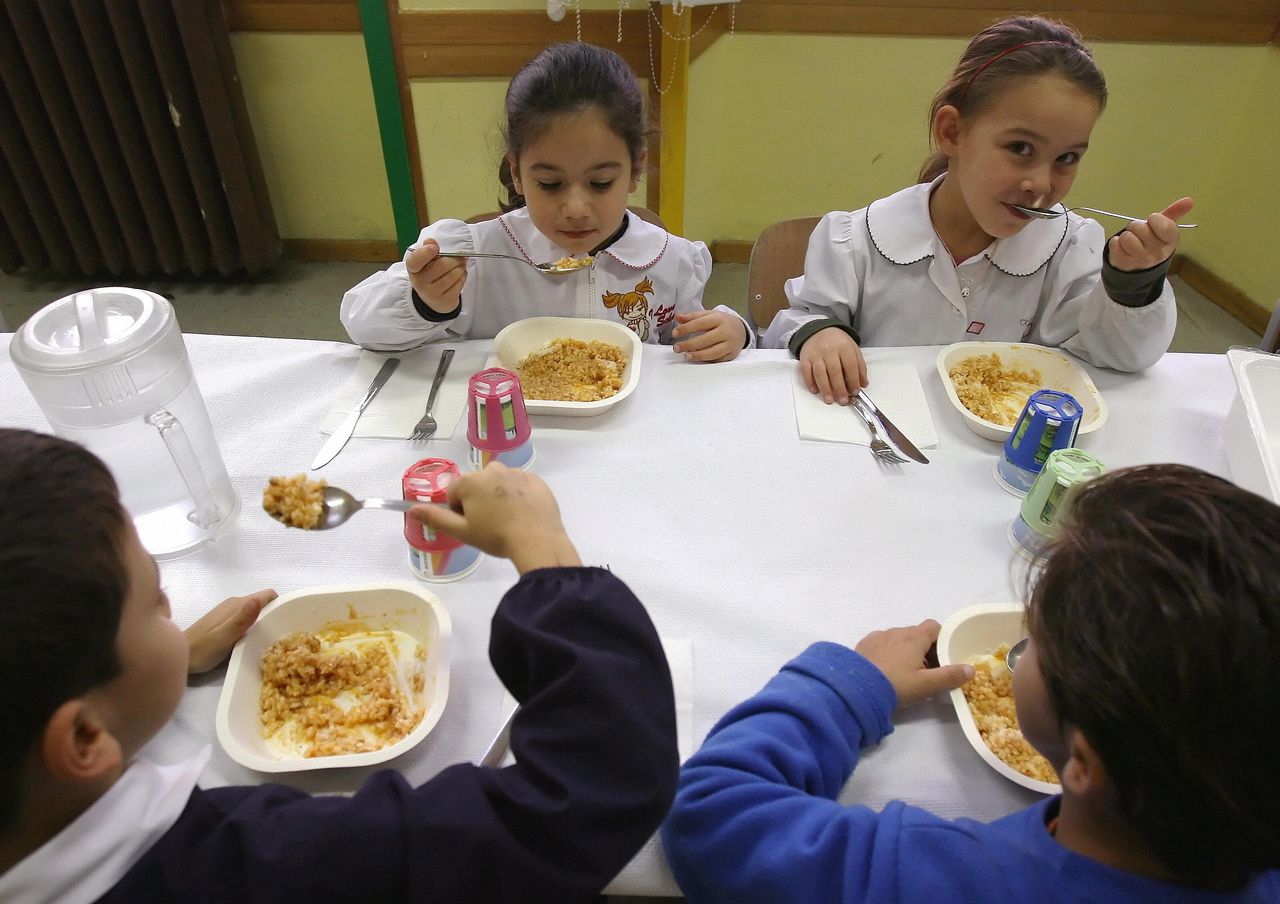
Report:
959,39,1078,97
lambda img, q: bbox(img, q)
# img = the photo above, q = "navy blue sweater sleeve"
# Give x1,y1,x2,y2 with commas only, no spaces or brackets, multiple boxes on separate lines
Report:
103,567,678,904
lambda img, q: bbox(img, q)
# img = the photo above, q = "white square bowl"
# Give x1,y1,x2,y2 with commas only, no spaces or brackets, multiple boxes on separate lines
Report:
492,316,642,417
936,602,1060,795
215,583,451,773
936,341,1108,442
1224,347,1280,503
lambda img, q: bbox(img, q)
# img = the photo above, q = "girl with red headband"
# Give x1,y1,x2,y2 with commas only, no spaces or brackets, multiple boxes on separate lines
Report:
766,16,1193,405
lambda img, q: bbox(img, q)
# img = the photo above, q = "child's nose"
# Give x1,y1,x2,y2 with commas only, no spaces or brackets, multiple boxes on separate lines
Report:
1020,168,1052,201
563,187,591,220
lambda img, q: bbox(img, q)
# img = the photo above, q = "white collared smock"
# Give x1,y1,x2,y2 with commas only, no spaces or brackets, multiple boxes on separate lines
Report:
342,207,752,351
764,178,1175,372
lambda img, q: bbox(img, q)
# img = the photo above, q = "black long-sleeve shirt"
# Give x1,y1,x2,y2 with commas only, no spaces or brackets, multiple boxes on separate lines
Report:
100,567,678,903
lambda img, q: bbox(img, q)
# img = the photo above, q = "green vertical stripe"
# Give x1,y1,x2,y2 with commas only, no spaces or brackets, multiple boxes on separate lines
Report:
358,0,420,253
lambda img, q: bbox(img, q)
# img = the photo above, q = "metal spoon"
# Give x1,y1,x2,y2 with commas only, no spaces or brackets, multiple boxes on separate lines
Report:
436,250,595,273
1006,636,1030,671
267,486,442,531
1010,204,1197,228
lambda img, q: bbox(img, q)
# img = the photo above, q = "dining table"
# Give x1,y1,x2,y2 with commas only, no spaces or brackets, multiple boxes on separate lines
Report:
0,331,1240,897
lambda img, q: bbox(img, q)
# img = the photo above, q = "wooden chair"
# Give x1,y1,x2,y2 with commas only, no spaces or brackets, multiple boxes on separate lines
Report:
746,216,821,340
626,205,666,230
464,206,666,230
1263,299,1280,354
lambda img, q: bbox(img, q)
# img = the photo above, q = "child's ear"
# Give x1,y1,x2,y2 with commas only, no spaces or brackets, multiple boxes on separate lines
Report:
1059,728,1108,798
506,153,523,195
629,149,648,192
41,700,123,782
933,104,963,156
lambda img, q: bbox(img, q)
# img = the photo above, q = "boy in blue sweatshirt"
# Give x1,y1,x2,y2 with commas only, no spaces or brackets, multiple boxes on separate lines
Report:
663,464,1280,902
0,428,677,903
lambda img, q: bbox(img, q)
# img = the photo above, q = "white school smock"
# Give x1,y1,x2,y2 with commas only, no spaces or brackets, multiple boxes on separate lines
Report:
0,748,208,904
341,207,752,352
763,177,1175,372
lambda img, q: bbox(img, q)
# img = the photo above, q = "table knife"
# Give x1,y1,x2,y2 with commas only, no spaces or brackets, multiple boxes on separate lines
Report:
858,390,930,464
310,357,401,470
478,705,518,767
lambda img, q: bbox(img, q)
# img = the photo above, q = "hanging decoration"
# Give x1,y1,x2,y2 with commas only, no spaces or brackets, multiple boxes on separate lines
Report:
551,1,738,61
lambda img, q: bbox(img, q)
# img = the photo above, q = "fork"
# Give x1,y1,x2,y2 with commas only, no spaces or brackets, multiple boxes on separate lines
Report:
850,397,908,464
410,349,455,441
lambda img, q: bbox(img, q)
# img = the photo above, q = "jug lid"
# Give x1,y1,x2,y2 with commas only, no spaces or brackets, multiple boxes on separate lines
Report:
10,287,176,375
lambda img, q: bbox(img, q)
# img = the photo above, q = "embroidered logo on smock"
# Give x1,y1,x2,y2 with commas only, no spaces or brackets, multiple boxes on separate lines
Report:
603,277,655,341
966,321,986,335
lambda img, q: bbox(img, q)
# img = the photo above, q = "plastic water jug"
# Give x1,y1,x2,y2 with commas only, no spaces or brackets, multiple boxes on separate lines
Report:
10,287,238,559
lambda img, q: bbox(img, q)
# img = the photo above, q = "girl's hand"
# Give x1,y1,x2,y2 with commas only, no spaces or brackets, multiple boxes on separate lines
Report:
410,463,581,575
1107,197,1194,272
854,620,974,711
186,589,276,674
799,327,868,404
672,310,749,363
405,238,467,313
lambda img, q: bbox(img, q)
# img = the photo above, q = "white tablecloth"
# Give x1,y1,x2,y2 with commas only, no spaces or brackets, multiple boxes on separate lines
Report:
0,334,1237,897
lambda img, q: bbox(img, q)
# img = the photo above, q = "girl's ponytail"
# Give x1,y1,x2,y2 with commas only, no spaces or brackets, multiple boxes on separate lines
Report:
497,157,523,212
918,151,949,184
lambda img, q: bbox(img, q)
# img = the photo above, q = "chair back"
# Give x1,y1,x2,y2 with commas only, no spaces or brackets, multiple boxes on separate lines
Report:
627,206,666,230
463,206,667,230
1263,299,1280,354
747,217,821,339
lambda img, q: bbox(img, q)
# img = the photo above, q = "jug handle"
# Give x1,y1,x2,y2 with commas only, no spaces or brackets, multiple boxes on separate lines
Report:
74,291,106,350
144,408,225,529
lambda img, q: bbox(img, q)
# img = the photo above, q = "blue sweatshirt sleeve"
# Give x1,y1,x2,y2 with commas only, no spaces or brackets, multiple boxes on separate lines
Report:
662,641,906,904
107,567,679,904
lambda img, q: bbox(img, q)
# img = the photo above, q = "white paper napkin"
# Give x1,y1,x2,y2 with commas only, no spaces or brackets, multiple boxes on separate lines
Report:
320,346,485,441
792,362,938,448
492,637,694,766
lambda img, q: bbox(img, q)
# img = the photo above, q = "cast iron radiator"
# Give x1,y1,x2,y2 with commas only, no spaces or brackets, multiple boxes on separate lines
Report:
0,0,280,276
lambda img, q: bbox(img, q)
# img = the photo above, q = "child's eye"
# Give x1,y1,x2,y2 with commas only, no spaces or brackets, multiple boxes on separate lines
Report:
590,181,615,192
536,181,561,192
1055,151,1081,166
1007,141,1033,157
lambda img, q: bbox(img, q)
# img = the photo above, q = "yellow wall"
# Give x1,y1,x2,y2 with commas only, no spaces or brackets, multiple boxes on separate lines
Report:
1184,44,1280,309
230,33,394,241
413,79,509,221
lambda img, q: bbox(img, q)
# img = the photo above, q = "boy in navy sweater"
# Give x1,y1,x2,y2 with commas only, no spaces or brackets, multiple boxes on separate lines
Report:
0,428,677,903
663,464,1280,902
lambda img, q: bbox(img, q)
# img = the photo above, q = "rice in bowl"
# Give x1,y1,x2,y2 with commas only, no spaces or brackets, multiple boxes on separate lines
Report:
516,337,627,402
259,622,428,759
962,644,1060,786
948,353,1050,427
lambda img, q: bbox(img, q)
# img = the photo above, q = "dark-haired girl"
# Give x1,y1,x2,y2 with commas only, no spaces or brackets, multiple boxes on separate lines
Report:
343,42,752,362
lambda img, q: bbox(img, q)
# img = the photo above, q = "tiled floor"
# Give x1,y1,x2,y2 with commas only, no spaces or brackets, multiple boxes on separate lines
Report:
0,261,1265,355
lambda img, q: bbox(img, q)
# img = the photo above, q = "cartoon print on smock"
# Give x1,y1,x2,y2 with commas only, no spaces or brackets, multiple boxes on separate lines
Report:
601,278,676,344
602,277,656,341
